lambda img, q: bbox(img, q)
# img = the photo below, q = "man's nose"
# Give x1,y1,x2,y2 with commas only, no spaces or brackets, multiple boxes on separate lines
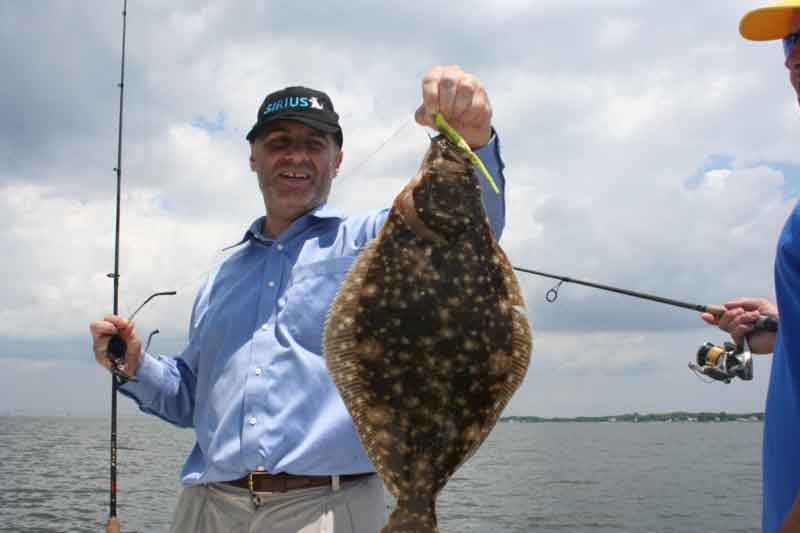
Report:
283,141,311,161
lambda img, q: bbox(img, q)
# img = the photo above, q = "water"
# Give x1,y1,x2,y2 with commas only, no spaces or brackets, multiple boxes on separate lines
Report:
0,416,762,532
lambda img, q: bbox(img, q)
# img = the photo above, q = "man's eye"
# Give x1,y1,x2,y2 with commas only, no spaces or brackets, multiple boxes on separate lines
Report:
266,138,289,149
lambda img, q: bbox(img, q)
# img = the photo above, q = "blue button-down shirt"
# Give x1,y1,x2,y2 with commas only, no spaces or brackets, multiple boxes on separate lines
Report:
121,136,507,485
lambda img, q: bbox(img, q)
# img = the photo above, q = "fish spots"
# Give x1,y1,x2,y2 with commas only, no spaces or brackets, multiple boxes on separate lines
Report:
464,423,482,443
413,457,432,476
359,339,384,361
362,283,379,297
323,134,533,533
489,351,512,375
375,430,394,448
420,337,435,348
366,405,393,426
405,396,421,409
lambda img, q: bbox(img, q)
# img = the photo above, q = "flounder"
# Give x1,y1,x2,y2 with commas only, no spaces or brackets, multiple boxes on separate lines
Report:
324,134,533,533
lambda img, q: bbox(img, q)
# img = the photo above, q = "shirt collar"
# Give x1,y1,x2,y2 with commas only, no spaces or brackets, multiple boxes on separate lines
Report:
222,202,345,251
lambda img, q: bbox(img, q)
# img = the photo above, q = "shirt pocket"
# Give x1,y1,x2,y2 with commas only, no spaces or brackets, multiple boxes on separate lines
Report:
277,255,358,354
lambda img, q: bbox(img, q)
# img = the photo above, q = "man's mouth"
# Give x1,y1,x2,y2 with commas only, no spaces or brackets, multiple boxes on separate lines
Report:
279,171,311,181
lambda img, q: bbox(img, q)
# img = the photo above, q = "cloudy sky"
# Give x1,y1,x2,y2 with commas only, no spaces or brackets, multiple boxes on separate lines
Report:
1,0,797,418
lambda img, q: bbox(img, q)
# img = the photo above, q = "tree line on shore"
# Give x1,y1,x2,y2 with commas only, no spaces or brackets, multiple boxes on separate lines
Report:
500,411,764,423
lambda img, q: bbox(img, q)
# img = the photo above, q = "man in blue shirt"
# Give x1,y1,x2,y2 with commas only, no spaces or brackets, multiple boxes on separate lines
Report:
89,65,507,532
702,3,800,531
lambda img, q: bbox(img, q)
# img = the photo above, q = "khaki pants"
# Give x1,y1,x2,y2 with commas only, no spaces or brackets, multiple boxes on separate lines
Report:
169,475,386,533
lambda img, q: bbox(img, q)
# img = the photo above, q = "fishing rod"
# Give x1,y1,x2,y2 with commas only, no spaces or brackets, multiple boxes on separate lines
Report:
511,265,778,329
105,2,128,530
512,265,731,317
105,3,176,531
512,265,778,384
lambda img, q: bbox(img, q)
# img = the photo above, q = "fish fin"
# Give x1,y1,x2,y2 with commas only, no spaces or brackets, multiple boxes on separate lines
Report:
382,502,438,533
510,307,533,388
493,242,526,308
324,241,377,411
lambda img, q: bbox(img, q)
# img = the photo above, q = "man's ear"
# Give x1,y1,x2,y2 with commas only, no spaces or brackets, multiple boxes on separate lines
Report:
249,146,256,172
334,150,344,176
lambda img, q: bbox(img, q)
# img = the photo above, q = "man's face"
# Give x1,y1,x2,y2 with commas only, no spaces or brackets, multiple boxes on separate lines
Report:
249,120,343,232
788,43,800,106
787,15,800,107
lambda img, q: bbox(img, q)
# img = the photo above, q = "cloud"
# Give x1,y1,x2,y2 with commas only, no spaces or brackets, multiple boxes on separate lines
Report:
2,0,798,416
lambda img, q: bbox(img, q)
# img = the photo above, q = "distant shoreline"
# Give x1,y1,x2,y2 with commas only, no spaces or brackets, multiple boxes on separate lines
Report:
1,411,766,423
500,412,764,423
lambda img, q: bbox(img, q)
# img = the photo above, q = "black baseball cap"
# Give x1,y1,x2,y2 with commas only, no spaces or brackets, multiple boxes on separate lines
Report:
246,86,343,147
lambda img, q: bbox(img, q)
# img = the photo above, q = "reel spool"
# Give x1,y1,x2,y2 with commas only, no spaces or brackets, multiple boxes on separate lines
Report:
689,337,753,384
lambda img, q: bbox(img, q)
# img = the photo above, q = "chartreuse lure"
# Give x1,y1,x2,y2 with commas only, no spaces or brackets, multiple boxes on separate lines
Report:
434,112,499,194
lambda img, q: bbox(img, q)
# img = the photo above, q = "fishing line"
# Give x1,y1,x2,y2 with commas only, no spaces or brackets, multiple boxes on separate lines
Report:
340,114,414,181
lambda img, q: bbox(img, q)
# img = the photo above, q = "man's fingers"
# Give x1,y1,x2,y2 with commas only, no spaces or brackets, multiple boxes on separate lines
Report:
92,338,112,370
458,86,491,129
418,65,492,148
421,66,445,118
123,334,142,376
90,316,135,372
700,313,718,326
437,76,460,118
105,315,131,331
414,104,431,128
421,65,469,120
91,319,118,338
451,75,479,122
724,298,765,311
90,320,117,368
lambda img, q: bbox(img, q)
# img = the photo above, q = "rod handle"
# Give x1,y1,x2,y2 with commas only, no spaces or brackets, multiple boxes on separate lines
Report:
753,315,779,333
106,516,121,533
704,305,726,318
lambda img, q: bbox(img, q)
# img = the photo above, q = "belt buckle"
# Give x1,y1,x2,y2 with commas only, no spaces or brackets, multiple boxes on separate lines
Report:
248,471,273,496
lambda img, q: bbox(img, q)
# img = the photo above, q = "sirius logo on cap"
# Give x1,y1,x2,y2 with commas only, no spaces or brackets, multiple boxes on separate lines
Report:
247,86,343,146
308,97,324,110
263,96,326,115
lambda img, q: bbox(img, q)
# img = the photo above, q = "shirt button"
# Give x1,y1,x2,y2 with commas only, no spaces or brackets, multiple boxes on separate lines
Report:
261,323,269,331
249,417,257,426
267,281,275,288
276,244,284,251
255,368,262,376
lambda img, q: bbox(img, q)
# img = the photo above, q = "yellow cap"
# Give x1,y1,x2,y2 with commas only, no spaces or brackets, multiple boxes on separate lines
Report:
740,0,800,40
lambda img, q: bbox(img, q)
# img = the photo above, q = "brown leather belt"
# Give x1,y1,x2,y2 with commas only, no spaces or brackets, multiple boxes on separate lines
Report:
223,471,374,495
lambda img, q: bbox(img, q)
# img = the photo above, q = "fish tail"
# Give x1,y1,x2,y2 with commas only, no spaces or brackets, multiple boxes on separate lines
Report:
381,502,438,533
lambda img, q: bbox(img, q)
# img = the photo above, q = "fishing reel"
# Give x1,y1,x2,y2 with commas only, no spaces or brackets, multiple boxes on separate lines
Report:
689,315,778,384
689,338,753,383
